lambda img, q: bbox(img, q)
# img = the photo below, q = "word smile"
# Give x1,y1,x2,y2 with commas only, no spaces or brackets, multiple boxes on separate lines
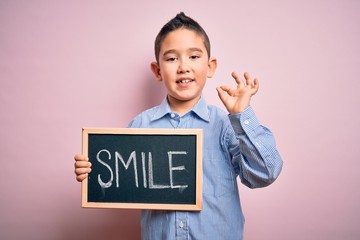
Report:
96,149,189,190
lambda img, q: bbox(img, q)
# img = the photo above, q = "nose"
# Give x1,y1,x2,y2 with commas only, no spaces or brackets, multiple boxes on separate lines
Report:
177,59,190,74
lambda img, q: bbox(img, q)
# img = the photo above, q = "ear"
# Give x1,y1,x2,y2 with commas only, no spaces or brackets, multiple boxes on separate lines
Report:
150,61,162,81
207,57,217,78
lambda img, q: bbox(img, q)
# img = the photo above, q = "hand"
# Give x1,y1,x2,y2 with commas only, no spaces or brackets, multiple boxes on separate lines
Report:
74,154,92,182
216,72,259,114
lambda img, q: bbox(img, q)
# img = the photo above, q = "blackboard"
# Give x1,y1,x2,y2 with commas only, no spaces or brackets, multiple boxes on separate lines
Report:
82,128,203,211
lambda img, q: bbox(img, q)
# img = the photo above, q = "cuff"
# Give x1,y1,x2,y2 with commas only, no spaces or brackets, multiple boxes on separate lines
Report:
228,106,261,135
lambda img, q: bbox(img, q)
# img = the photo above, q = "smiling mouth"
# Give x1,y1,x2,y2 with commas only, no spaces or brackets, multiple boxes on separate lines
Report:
176,79,194,84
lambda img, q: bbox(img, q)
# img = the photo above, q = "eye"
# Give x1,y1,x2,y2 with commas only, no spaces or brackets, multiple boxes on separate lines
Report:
166,57,178,62
190,55,200,60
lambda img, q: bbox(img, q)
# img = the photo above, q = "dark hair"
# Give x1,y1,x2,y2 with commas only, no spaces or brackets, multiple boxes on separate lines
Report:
154,12,211,62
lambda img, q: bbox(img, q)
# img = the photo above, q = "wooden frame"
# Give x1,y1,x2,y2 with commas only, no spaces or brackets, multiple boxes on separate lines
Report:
82,128,203,211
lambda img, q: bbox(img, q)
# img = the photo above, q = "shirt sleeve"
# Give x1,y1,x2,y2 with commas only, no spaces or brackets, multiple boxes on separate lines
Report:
227,106,283,188
127,114,142,128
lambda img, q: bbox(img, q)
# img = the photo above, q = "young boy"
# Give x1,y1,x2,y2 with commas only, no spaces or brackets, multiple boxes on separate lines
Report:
74,12,283,239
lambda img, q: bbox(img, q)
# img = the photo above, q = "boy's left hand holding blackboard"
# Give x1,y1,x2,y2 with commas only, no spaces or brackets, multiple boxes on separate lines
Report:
74,154,92,182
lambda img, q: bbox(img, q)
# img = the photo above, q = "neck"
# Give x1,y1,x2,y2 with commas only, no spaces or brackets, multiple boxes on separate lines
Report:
167,95,201,116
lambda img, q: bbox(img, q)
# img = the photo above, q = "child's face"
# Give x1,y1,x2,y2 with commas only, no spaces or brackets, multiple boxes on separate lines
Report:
151,28,217,110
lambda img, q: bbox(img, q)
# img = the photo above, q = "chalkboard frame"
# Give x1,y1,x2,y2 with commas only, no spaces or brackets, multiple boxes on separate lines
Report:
82,128,203,211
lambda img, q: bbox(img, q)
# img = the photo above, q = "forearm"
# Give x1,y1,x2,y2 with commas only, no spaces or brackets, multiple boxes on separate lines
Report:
228,106,283,188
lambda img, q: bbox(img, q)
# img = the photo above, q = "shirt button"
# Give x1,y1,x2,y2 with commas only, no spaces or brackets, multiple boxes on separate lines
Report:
244,119,250,125
179,221,184,229
170,113,176,118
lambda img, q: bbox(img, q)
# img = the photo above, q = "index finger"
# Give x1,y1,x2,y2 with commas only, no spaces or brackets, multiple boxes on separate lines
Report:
74,154,88,162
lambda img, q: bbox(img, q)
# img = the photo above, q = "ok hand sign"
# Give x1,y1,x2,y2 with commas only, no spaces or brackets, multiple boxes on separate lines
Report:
216,72,259,114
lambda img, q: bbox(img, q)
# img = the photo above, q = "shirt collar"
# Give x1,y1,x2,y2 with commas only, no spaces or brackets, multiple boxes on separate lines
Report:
151,96,210,122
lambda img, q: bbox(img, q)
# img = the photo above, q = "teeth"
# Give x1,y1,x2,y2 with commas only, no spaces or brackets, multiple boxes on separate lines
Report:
177,79,193,83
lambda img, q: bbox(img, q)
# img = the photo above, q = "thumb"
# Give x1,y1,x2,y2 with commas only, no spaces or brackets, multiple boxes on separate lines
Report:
216,86,228,104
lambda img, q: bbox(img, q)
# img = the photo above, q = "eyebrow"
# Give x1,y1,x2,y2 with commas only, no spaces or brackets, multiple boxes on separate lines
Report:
162,48,204,56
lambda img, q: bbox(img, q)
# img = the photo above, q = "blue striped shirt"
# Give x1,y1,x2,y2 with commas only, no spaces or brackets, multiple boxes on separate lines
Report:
128,96,283,240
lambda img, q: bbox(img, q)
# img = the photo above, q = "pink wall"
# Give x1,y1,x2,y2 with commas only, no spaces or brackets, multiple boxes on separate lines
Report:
1,1,359,239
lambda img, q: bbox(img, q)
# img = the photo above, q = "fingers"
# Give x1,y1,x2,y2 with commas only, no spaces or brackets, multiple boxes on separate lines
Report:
217,85,232,93
240,72,253,87
218,71,259,98
76,174,89,182
216,85,236,99
75,160,91,168
244,72,258,88
74,154,92,182
253,78,259,94
233,72,259,93
74,153,87,161
216,86,228,103
231,72,244,87
74,165,91,182
243,72,251,86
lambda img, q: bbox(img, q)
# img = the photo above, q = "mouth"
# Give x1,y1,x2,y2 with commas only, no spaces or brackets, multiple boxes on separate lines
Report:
176,79,194,84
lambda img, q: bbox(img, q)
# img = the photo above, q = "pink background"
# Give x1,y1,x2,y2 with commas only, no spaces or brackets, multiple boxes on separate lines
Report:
1,1,359,239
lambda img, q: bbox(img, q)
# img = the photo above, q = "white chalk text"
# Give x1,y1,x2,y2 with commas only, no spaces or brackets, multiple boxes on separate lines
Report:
96,150,188,190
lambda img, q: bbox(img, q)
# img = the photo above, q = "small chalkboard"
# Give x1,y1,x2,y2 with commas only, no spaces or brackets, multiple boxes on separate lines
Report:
82,128,203,211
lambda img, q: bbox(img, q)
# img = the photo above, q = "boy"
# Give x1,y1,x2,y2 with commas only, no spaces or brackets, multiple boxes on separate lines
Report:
74,12,283,239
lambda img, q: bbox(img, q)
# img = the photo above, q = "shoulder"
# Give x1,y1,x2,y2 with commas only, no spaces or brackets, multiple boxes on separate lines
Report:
207,104,230,123
205,104,234,137
205,105,236,150
128,105,161,128
208,104,227,115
